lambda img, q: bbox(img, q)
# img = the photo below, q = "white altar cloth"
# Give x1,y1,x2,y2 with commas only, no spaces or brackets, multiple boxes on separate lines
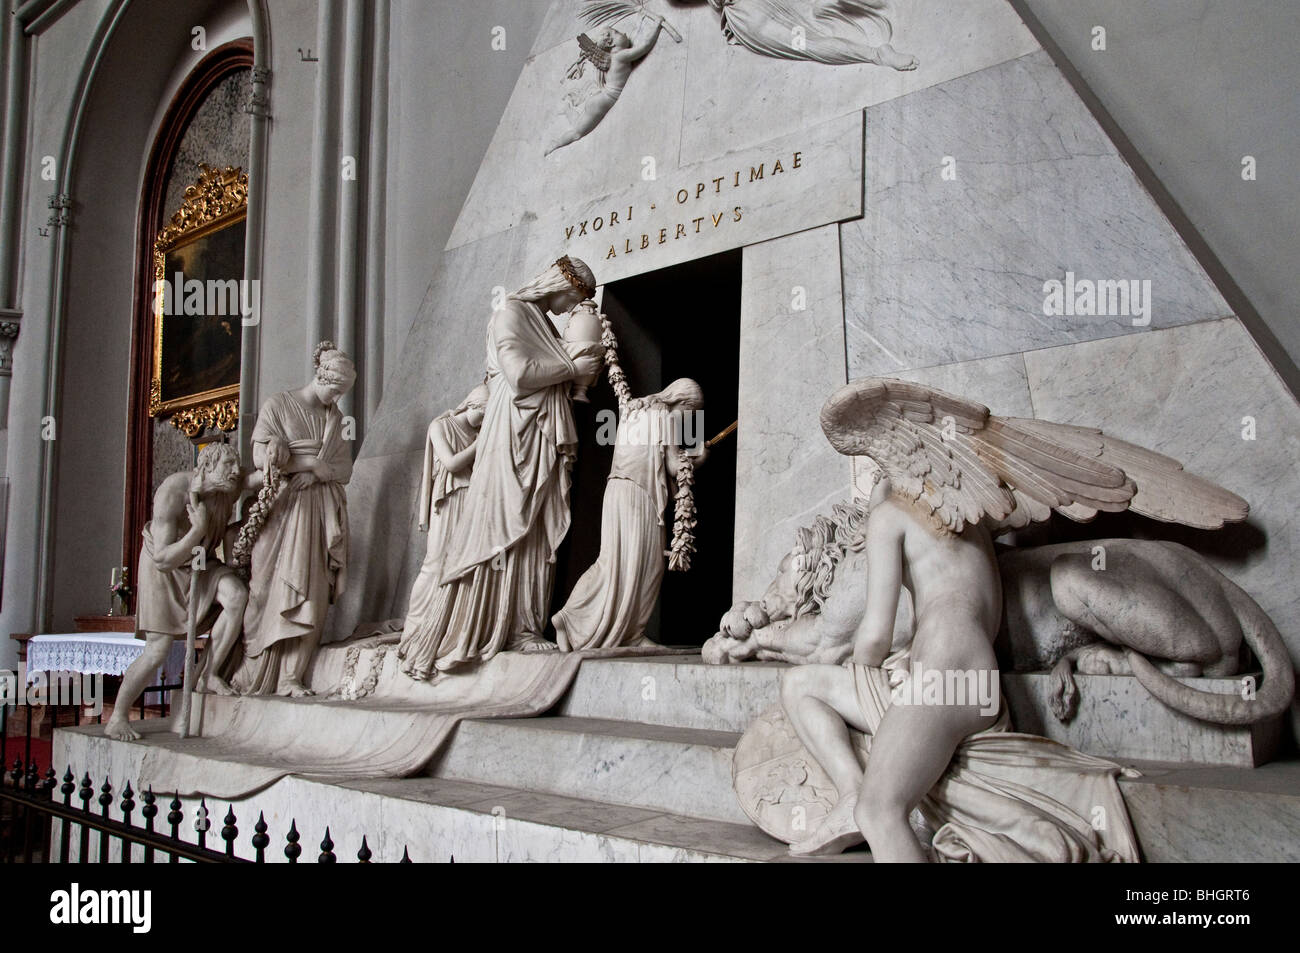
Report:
26,632,187,684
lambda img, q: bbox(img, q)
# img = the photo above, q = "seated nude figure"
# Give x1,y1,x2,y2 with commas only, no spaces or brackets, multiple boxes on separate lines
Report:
781,474,1001,860
105,444,252,741
761,376,1275,859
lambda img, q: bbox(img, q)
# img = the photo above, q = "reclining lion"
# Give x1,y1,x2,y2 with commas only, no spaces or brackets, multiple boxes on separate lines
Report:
704,501,1293,726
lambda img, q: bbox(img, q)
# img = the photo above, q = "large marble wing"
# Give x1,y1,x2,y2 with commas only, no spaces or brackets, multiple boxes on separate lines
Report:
1007,418,1249,530
820,379,1248,534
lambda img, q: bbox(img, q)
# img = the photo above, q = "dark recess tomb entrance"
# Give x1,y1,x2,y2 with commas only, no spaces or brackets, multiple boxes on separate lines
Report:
550,249,742,647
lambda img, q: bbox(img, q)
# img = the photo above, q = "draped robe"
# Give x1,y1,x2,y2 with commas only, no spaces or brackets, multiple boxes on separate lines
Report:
418,299,579,671
554,405,672,651
239,391,352,692
396,412,478,678
708,0,900,66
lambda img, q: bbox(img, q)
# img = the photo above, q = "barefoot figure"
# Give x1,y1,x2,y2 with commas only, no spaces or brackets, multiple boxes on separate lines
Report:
781,378,1248,861
237,342,356,696
554,378,705,651
545,14,675,157
397,383,489,680
105,444,249,740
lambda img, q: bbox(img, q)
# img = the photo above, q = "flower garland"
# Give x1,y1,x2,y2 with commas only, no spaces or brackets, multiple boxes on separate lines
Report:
598,310,697,572
231,463,284,576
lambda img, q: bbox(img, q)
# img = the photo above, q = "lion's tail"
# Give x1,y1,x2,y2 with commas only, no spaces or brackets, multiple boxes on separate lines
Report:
1126,580,1294,725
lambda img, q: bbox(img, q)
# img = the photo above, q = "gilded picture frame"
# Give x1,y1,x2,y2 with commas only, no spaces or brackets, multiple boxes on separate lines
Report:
149,164,248,435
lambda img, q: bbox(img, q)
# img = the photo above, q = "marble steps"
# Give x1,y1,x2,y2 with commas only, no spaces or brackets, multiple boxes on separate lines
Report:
1117,759,1300,863
52,722,863,862
559,655,1282,766
429,714,751,825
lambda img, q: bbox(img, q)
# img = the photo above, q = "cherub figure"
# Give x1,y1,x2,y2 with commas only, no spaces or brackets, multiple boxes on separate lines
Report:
545,14,675,157
782,378,1252,860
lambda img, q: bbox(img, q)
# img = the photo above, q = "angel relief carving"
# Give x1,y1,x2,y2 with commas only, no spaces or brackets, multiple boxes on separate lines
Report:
700,0,919,70
545,2,681,157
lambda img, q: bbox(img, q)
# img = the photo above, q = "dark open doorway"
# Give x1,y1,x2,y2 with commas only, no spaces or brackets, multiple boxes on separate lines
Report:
551,249,742,646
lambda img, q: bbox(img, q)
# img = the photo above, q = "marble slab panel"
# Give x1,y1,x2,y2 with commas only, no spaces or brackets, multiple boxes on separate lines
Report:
844,49,1231,378
430,715,748,825
1003,672,1281,768
1021,318,1300,727
324,448,425,642
558,655,787,734
1120,761,1300,863
734,224,852,600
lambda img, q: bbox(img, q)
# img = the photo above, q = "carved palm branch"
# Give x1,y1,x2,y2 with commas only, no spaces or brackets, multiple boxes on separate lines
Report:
580,0,683,42
821,378,1249,533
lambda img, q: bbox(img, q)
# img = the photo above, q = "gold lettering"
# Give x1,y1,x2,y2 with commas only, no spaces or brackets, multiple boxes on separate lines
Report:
792,151,803,169
693,216,704,233
676,189,689,204
593,216,604,231
734,170,740,187
641,234,650,249
711,212,724,228
696,182,707,199
606,245,617,260
659,228,668,244
625,238,633,254
733,206,743,222
749,165,764,182
675,223,686,239
772,159,784,174
565,225,575,240
609,210,620,226
713,177,724,193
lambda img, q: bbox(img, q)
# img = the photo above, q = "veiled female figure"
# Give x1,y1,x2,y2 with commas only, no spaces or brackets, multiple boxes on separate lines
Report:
397,384,489,680
554,379,705,651
407,257,604,676
238,342,355,696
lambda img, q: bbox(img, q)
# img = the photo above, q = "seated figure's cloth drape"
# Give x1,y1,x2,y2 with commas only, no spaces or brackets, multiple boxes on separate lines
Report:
849,662,1141,862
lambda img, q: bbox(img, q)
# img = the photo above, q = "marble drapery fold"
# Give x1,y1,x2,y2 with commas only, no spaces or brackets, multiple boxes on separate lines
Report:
238,391,351,692
398,412,478,679
848,663,1140,862
409,299,579,671
554,405,674,651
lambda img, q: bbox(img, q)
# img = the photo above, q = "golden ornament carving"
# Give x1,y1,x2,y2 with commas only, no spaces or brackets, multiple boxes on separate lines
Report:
168,399,240,437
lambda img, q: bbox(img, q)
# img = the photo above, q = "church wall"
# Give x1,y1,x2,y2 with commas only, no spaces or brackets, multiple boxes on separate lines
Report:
0,1,552,663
